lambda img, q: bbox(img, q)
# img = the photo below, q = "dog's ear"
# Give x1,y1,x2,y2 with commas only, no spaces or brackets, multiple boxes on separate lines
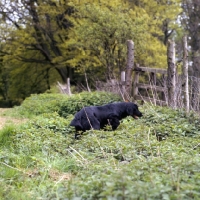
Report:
126,103,140,115
125,103,134,115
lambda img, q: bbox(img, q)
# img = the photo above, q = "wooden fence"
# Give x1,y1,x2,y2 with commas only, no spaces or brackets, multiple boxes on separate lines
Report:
61,37,196,112
96,65,169,106
97,37,193,112
132,64,168,106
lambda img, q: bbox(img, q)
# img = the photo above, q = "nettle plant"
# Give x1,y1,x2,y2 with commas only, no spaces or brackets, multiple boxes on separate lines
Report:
1,93,200,199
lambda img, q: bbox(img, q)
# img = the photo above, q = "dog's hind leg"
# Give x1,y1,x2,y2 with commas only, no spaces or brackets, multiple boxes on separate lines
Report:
81,112,101,130
86,117,100,130
108,117,120,130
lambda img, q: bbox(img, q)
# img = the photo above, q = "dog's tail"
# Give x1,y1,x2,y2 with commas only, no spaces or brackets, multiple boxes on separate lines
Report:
70,118,83,130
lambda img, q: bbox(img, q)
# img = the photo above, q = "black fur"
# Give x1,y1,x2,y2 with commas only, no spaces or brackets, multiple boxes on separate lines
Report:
70,102,143,139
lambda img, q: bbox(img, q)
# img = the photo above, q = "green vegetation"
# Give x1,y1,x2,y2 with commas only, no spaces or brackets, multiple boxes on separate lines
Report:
1,92,200,199
8,91,121,118
69,1,151,76
0,0,182,103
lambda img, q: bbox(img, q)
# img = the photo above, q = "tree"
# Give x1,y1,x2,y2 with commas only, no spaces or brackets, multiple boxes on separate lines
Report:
181,0,200,77
67,0,174,81
0,48,9,101
0,22,62,101
0,0,74,83
0,40,62,101
128,0,182,45
0,0,183,98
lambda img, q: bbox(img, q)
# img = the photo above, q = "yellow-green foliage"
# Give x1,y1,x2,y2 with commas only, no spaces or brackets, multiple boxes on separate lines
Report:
129,0,182,69
67,0,182,75
0,0,182,102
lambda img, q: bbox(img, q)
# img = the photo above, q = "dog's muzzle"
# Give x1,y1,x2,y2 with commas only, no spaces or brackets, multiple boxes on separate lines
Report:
133,113,143,119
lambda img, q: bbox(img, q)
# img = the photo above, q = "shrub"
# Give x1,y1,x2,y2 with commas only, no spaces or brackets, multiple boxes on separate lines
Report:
13,93,68,117
58,91,121,117
139,104,200,140
12,91,121,118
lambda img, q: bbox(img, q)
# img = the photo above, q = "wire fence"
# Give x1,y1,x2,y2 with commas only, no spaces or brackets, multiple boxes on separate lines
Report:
95,73,200,113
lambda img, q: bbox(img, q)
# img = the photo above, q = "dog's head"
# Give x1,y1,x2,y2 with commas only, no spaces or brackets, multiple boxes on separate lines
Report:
126,103,143,119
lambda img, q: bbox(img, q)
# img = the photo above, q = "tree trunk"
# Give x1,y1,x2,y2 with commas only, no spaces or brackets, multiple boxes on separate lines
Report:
167,40,176,108
125,40,134,100
182,36,189,112
120,71,126,101
55,66,73,83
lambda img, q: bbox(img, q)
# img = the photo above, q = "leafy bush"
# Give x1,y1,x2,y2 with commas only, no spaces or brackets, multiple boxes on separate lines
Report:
58,91,121,117
139,104,200,140
11,93,68,117
11,91,121,118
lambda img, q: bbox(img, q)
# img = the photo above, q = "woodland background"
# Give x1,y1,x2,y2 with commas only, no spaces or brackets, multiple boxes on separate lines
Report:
0,0,200,106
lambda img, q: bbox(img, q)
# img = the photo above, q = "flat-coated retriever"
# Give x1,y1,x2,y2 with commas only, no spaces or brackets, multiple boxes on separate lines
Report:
70,102,142,139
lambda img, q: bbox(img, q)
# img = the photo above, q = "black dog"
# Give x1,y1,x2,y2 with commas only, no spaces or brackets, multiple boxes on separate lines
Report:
70,102,142,139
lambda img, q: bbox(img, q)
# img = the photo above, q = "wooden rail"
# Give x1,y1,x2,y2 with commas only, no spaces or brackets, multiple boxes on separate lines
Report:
133,64,167,105
135,95,167,106
134,66,167,74
136,83,166,92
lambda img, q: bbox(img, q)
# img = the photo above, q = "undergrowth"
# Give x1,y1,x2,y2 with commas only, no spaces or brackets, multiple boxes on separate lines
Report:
1,92,200,199
6,91,121,118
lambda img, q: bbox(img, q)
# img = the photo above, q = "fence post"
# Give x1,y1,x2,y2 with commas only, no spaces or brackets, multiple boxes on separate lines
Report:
182,36,189,112
125,40,134,100
67,78,72,95
167,40,176,108
133,64,140,100
121,71,126,83
120,71,126,101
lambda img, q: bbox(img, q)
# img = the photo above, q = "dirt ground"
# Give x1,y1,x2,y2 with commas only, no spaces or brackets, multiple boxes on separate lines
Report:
0,108,26,130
